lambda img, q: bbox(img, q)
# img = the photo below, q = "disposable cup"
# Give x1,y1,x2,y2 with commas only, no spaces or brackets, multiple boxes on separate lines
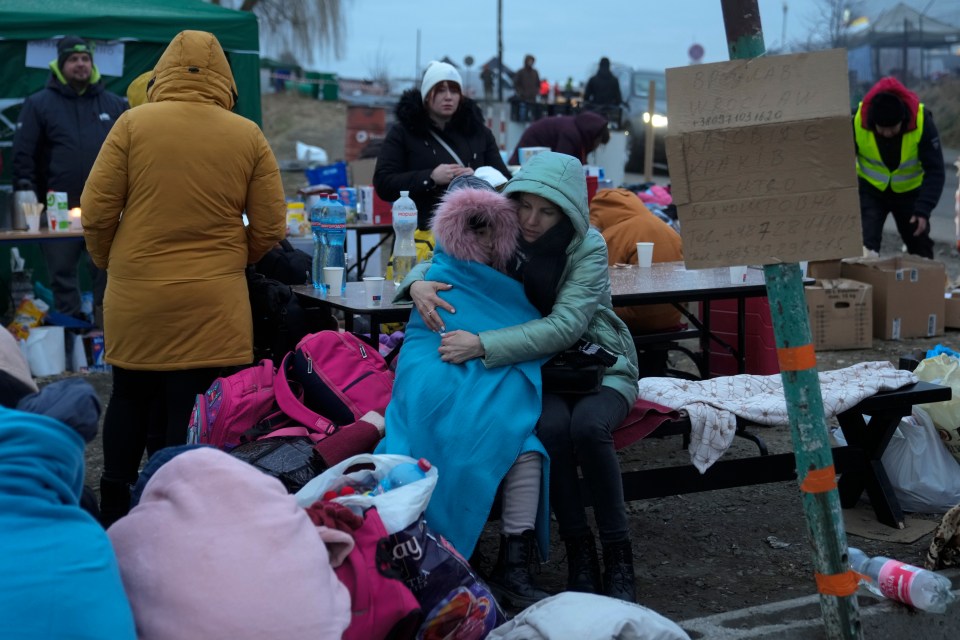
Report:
25,212,41,233
729,265,748,284
363,276,386,308
322,266,344,297
636,242,654,268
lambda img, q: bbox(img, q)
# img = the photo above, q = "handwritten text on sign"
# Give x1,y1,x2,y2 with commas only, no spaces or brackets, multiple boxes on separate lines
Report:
664,49,861,268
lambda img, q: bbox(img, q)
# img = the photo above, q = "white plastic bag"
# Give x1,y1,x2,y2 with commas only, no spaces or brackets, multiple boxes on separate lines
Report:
295,140,328,164
881,407,960,513
294,453,438,534
914,354,960,464
25,326,65,377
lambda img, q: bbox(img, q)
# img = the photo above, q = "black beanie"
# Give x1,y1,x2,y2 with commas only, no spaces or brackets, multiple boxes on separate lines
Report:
870,92,906,128
57,36,93,69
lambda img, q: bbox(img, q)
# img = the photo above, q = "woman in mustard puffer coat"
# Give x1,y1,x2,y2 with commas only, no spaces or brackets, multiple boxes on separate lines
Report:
81,30,286,525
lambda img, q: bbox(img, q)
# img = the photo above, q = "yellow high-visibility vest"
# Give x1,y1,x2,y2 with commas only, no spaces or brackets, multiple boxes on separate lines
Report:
854,102,925,192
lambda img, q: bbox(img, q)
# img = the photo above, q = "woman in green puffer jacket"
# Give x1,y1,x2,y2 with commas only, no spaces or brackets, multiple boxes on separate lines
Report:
402,151,640,603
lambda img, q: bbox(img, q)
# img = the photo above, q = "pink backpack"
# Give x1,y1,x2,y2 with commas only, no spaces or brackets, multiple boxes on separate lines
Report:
190,331,394,454
187,359,284,451
272,331,394,437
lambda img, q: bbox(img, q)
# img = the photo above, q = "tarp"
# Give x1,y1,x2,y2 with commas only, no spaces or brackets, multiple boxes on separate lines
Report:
0,0,261,184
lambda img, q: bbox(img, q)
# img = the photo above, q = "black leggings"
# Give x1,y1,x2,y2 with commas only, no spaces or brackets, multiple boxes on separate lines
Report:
100,366,220,486
536,387,631,543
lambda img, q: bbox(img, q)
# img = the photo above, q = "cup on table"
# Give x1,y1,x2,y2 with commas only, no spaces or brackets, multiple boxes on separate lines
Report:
322,266,344,297
23,203,43,233
729,265,748,284
636,242,654,268
363,276,386,308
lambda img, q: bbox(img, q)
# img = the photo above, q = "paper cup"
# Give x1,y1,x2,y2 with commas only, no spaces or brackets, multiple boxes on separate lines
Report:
25,212,41,233
729,265,748,284
322,267,344,296
363,276,386,308
636,242,654,268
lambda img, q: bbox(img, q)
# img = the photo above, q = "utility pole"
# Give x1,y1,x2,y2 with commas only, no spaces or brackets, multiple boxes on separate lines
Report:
781,1,788,49
497,0,504,102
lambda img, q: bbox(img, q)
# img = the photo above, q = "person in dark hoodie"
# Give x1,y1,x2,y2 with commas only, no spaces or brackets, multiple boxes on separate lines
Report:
854,76,944,258
374,60,511,231
12,36,127,319
583,57,624,126
507,111,610,165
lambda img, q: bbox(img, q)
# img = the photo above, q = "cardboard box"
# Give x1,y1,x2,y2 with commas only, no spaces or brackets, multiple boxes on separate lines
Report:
945,290,960,329
664,49,861,269
840,255,946,340
807,259,842,280
805,279,873,350
348,158,377,187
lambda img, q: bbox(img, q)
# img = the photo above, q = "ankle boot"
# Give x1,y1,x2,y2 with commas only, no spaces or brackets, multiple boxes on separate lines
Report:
602,539,636,602
98,477,132,529
487,531,551,609
563,533,601,593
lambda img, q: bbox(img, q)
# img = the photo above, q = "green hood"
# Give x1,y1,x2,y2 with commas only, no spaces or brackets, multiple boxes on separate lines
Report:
502,151,589,240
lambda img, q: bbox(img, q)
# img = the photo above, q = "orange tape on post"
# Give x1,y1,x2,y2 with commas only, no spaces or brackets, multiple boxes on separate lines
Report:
800,465,837,494
814,570,861,597
777,344,817,371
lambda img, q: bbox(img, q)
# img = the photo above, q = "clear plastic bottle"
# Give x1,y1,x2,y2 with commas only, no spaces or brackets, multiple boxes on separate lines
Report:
373,458,431,495
310,193,329,290
391,191,419,284
848,547,957,613
322,194,347,296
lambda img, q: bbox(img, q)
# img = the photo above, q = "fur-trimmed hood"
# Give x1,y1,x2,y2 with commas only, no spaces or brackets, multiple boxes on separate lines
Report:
430,188,519,271
395,88,488,138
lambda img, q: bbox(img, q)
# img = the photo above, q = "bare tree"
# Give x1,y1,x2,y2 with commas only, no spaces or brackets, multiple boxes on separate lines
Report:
366,42,391,94
801,0,863,49
209,0,347,63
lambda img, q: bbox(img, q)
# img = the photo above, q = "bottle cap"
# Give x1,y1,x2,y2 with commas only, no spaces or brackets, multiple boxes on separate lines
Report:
417,458,432,471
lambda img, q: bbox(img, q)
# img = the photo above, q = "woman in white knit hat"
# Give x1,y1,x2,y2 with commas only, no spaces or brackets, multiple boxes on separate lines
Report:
374,60,511,232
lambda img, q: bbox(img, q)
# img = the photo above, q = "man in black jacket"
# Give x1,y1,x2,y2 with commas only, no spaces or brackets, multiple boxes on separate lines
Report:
12,36,127,318
583,57,624,126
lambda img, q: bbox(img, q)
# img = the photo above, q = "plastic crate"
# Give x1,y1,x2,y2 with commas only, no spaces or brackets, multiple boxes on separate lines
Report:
704,298,779,376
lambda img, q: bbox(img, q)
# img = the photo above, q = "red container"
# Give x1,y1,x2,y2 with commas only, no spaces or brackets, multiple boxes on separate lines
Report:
586,175,598,203
703,297,779,376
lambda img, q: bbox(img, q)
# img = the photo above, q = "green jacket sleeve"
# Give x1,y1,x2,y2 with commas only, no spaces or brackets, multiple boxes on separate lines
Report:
479,231,609,367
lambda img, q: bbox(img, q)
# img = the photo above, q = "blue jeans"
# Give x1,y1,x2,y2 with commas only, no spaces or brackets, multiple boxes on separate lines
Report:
537,387,631,543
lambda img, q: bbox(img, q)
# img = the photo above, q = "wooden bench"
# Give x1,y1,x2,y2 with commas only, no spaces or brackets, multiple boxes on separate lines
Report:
595,380,951,529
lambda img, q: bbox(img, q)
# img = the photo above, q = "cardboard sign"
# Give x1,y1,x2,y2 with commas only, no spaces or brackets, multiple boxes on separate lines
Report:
665,49,861,268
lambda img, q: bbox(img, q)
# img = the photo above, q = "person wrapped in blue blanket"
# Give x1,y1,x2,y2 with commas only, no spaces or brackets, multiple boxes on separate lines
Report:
0,327,135,638
408,153,641,604
377,175,552,608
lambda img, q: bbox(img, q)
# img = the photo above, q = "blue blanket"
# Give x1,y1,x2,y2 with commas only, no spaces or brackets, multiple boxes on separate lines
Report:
0,406,135,638
376,252,551,558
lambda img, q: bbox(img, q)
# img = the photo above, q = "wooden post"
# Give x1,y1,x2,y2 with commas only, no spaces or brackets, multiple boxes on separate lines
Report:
718,1,863,638
643,80,656,183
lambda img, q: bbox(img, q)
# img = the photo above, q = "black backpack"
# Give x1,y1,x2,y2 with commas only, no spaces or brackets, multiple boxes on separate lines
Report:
254,239,311,285
246,267,310,365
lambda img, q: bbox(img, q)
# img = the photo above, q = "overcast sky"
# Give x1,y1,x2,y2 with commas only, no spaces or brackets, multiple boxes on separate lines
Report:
271,0,959,86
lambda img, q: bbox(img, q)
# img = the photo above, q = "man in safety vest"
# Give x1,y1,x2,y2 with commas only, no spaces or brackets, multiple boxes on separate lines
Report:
854,77,944,258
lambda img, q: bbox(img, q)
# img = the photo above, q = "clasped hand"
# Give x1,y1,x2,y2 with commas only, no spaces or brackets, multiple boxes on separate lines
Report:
430,163,473,187
409,280,483,363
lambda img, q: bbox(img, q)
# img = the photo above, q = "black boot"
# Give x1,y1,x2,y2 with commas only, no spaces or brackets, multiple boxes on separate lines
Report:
98,476,132,529
602,539,636,602
487,531,551,609
563,533,601,593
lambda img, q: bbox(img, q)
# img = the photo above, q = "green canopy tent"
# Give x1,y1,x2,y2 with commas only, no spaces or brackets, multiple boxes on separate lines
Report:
0,0,261,313
0,0,261,183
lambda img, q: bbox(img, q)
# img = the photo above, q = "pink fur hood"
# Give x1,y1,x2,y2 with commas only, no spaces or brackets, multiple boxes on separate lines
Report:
430,187,519,271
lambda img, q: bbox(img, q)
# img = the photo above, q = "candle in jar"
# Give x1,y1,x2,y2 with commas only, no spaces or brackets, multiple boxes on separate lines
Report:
70,208,82,230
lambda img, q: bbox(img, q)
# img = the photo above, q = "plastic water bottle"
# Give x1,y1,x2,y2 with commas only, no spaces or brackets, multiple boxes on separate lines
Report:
310,193,329,289
374,458,431,495
848,547,957,613
323,194,347,296
391,191,418,284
